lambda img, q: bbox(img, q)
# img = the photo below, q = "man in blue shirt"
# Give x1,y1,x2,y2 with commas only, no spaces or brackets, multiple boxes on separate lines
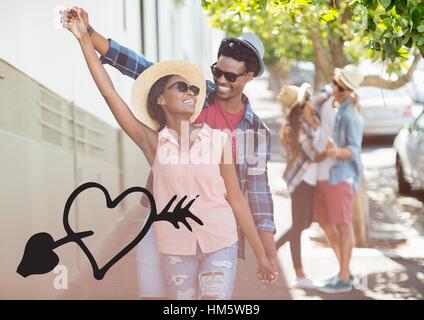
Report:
314,65,364,294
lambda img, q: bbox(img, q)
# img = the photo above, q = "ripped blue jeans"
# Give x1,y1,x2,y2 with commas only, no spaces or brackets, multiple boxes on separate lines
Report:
161,242,238,300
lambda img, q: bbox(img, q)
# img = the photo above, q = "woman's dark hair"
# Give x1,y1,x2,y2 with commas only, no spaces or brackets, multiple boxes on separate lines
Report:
218,39,260,76
147,75,174,131
285,93,311,163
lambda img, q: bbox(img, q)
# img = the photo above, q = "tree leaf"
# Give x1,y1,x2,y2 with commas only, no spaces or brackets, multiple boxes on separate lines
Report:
411,8,421,25
320,9,339,23
380,0,392,9
295,0,312,4
396,0,408,15
259,0,268,10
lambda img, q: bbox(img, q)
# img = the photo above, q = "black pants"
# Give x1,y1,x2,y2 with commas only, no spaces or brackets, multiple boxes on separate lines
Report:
276,181,314,270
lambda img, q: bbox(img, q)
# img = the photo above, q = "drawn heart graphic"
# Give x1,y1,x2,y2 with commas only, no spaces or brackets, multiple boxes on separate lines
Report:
17,231,92,278
17,233,59,277
17,182,203,280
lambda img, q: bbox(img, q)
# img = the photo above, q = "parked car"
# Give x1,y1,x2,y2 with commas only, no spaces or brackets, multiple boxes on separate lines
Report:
357,87,416,137
405,68,424,104
406,77,424,104
394,110,424,194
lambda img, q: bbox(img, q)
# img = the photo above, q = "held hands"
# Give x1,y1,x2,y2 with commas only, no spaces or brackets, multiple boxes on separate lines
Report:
268,255,280,284
256,254,279,284
325,137,339,158
60,7,90,40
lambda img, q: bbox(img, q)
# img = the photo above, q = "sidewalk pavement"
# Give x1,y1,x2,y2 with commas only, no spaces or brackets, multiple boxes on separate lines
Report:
233,161,424,300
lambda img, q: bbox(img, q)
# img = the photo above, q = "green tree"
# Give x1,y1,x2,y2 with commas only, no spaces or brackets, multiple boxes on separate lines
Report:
355,0,424,59
201,0,423,90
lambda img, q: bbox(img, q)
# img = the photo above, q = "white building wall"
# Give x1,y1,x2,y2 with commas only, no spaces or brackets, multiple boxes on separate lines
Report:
0,0,143,127
155,0,222,77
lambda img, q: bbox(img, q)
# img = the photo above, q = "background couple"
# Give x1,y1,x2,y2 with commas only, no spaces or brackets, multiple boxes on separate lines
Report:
278,65,364,294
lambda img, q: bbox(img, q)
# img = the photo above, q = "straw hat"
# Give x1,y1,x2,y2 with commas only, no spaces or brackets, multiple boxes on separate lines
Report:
131,60,206,131
334,64,363,91
278,83,312,110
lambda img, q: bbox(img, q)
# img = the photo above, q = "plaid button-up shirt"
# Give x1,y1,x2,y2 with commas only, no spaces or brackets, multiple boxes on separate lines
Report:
100,39,276,258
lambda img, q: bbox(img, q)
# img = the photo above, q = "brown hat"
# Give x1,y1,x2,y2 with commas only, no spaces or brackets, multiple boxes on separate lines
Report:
278,83,312,110
131,60,206,131
334,65,363,91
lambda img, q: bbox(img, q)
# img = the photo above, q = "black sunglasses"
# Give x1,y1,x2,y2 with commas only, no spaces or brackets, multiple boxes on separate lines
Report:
210,62,248,83
166,81,200,96
332,79,347,92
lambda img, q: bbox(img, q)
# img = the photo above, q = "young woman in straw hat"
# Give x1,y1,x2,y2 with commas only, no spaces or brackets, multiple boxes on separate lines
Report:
66,10,273,300
276,83,321,289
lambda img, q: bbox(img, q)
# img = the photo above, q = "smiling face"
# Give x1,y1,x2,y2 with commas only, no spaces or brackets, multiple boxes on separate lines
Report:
156,75,198,119
213,55,254,101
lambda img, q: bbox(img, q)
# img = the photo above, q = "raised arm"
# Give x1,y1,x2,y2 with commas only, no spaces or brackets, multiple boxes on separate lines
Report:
61,7,153,80
61,7,109,56
65,10,157,164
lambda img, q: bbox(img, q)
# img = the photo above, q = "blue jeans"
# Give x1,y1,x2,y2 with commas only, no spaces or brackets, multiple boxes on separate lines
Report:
136,218,167,298
161,242,238,300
